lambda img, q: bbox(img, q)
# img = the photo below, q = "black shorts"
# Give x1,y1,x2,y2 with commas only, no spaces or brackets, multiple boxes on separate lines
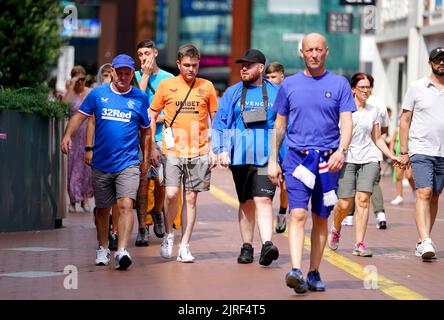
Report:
230,164,276,203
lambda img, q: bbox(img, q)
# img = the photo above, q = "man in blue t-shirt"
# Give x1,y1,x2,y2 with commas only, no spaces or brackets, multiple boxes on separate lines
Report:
134,39,174,245
212,49,280,267
61,54,151,271
268,33,355,294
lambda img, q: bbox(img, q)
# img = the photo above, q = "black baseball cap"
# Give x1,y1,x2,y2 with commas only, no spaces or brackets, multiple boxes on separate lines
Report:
235,49,266,64
429,47,444,60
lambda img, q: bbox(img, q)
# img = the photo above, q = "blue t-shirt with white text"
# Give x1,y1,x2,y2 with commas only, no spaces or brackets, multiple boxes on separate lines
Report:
79,84,151,173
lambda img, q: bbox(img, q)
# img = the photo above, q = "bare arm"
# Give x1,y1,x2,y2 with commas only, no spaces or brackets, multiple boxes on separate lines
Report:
328,111,352,172
371,123,397,161
139,126,152,177
85,115,95,165
149,109,161,167
268,114,288,185
399,109,413,165
61,112,88,154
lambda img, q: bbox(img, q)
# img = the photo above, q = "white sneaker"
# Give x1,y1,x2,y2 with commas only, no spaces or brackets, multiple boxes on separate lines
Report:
114,248,132,270
160,233,174,259
390,196,403,205
177,244,195,263
68,203,76,212
81,201,91,212
416,238,436,260
95,246,111,266
341,215,353,226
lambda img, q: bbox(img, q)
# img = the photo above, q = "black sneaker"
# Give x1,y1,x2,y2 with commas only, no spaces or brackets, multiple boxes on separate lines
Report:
151,211,165,238
108,232,118,251
259,241,279,266
237,243,254,264
378,220,387,230
135,228,149,247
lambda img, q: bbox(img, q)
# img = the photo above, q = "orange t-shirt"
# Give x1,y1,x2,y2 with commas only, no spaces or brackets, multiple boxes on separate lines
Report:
150,76,218,158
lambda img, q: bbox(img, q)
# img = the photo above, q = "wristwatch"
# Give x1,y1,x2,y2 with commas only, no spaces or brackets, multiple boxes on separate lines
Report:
337,147,348,156
85,146,93,152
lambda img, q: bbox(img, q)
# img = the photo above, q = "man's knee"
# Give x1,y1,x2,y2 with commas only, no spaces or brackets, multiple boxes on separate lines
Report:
253,196,272,207
355,193,370,209
166,187,179,202
289,209,308,223
417,188,433,201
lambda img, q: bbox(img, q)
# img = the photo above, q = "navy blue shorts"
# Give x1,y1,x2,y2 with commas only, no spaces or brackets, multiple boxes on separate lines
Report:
282,149,339,218
410,154,444,195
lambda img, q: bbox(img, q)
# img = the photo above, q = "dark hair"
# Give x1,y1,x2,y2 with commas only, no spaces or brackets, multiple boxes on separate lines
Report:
137,39,156,50
177,44,200,61
265,62,285,74
350,72,374,88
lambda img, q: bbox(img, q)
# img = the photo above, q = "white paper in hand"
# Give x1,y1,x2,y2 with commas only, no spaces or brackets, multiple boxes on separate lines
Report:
164,127,175,149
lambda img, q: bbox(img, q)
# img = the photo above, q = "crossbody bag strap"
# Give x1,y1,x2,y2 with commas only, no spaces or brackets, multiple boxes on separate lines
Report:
166,79,196,128
147,81,156,95
240,81,269,112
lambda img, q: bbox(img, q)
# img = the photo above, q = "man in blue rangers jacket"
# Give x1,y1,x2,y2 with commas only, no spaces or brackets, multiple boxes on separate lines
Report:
61,54,151,271
212,49,280,267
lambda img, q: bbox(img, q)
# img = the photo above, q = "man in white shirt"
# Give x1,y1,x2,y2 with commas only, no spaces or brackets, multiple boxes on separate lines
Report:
399,47,444,261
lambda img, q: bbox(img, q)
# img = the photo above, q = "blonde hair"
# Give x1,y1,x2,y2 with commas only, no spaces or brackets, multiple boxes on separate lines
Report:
71,65,86,78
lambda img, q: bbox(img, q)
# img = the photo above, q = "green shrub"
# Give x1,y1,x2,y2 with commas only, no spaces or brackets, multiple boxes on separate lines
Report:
0,87,70,119
0,1,64,88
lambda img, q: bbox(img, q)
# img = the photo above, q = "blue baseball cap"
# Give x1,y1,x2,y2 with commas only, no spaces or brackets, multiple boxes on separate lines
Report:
112,54,135,70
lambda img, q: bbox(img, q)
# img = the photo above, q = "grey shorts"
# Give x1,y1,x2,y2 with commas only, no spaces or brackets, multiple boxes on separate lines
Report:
410,154,444,194
164,155,211,192
337,162,379,198
92,165,140,208
147,141,166,185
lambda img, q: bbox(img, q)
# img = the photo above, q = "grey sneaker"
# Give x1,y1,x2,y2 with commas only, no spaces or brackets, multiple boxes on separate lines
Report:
135,228,149,247
352,242,373,257
95,246,111,266
151,211,165,238
275,214,286,233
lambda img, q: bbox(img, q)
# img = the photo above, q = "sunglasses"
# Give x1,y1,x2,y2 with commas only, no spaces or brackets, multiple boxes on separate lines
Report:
431,57,444,64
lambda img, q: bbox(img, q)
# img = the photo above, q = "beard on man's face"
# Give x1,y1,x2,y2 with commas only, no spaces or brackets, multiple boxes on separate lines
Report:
242,70,261,84
432,64,444,77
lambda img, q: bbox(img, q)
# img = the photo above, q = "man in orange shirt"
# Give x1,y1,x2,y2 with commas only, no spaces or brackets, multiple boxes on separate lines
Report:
150,44,218,262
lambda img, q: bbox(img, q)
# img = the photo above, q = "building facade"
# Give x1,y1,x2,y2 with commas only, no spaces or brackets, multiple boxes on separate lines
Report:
370,0,444,118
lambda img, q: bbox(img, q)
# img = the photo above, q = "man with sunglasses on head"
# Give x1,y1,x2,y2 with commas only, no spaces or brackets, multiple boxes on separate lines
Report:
399,47,444,261
61,54,151,271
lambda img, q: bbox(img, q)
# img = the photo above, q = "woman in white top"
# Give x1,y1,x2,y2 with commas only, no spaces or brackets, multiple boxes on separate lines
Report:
328,73,400,257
